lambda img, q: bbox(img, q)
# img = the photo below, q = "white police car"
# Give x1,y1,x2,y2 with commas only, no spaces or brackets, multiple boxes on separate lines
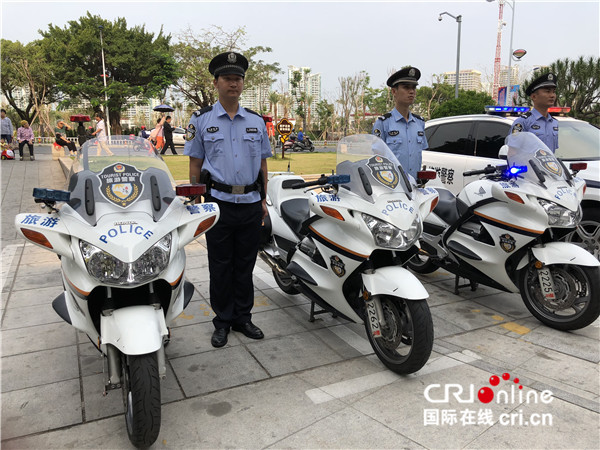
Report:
422,106,600,259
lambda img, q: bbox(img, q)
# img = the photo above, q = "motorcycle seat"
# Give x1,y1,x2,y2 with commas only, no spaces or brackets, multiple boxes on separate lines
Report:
433,189,469,225
281,198,310,236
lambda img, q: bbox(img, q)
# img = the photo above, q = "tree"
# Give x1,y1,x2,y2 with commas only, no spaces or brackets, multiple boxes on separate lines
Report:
519,56,600,125
173,25,281,109
39,13,178,134
315,100,335,138
337,72,369,134
414,75,455,120
431,90,494,119
289,67,311,131
1,39,58,133
268,91,280,123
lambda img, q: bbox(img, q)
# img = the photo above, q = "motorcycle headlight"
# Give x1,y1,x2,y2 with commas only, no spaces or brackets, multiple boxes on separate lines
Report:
79,233,172,285
361,213,422,250
538,199,581,228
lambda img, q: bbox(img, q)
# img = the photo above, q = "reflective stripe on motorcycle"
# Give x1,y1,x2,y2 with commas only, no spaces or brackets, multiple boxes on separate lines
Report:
474,211,544,237
308,226,369,261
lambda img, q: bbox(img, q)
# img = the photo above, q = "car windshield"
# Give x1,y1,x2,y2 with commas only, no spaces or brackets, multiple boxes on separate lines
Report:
335,134,411,202
506,132,569,184
556,119,600,161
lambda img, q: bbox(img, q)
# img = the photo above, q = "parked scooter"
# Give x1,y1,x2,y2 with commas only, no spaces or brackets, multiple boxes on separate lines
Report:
292,136,315,152
15,136,219,448
282,133,296,153
408,132,599,331
260,134,438,374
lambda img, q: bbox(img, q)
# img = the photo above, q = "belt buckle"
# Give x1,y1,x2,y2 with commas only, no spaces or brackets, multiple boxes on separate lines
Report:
231,185,245,195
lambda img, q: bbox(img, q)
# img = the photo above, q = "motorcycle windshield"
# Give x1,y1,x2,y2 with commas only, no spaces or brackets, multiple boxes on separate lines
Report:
506,132,569,184
68,135,176,224
335,134,410,202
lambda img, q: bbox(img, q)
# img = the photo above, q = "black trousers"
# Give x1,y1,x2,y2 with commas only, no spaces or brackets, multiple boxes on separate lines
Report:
205,197,263,329
160,136,177,154
18,141,34,156
56,137,77,153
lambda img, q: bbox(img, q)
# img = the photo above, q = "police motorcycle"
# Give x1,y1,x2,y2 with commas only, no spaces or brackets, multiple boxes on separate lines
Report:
14,136,219,448
408,132,600,331
259,134,439,374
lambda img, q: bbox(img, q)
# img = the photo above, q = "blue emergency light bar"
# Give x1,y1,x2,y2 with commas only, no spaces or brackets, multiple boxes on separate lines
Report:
33,188,71,203
485,106,531,114
504,165,528,177
328,174,351,184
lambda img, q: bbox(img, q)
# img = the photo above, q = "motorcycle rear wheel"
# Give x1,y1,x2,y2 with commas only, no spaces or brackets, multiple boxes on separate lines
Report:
365,296,433,374
122,352,161,448
273,267,300,295
519,263,600,331
406,253,439,274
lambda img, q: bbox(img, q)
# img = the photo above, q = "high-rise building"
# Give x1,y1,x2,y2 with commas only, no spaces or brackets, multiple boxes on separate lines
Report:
442,69,483,92
240,83,271,113
287,65,321,119
499,65,520,89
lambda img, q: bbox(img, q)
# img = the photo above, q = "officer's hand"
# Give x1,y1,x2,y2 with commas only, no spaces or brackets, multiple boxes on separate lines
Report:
261,199,268,219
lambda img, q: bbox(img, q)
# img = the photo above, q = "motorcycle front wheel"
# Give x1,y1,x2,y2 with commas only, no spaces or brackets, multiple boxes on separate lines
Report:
519,263,600,331
365,296,433,374
122,353,161,448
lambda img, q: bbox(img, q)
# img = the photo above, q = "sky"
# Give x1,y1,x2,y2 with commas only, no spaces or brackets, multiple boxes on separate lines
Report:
2,0,599,100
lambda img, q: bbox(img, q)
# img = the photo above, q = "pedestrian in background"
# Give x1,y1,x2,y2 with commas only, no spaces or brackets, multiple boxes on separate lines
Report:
150,117,166,151
509,73,559,152
372,66,428,178
1,109,14,144
184,51,272,348
17,120,35,161
90,112,113,156
76,121,88,149
160,116,178,155
54,120,78,156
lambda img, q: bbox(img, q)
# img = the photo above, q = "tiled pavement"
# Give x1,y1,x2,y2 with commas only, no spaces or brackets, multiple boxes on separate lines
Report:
1,148,598,449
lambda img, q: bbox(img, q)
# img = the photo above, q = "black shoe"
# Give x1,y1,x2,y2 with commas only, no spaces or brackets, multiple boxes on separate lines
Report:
211,328,229,348
232,322,264,340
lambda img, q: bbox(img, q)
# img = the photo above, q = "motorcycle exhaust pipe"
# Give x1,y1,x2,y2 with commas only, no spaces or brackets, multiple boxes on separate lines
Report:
258,250,287,275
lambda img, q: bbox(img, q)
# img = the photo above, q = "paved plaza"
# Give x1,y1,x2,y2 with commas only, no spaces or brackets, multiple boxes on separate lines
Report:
1,146,598,449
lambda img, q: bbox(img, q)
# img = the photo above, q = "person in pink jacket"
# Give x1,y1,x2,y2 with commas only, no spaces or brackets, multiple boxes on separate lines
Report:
17,120,35,161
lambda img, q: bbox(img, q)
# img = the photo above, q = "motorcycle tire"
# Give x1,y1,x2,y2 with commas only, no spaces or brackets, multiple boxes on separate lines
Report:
273,267,300,295
365,296,433,374
308,146,314,152
519,263,600,331
122,352,161,448
406,253,438,274
562,208,600,262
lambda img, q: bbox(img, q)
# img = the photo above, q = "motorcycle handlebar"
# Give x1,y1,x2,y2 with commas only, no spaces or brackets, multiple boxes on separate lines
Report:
463,165,497,177
289,175,330,189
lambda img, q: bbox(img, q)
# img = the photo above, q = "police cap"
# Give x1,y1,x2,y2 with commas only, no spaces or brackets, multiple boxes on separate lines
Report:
208,52,249,78
387,66,421,87
525,72,557,96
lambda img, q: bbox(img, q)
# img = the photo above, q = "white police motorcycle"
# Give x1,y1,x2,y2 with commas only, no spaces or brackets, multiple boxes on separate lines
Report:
408,132,599,331
15,136,219,448
260,134,439,374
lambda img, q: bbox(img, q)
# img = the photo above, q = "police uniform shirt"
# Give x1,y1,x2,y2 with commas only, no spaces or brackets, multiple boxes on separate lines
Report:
372,108,428,177
510,108,559,152
184,101,273,203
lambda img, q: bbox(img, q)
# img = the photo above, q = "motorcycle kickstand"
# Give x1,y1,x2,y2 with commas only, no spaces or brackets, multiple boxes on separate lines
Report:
454,274,478,295
309,301,336,322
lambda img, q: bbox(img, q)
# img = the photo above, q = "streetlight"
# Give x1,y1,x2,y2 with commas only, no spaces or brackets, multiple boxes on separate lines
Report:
438,11,462,99
487,0,516,106
98,25,111,136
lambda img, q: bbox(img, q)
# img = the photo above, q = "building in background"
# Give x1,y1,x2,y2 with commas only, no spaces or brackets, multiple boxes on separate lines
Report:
442,69,484,92
287,65,321,120
240,83,271,113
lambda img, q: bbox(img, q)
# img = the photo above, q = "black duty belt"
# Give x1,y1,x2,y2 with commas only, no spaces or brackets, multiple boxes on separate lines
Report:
210,180,259,195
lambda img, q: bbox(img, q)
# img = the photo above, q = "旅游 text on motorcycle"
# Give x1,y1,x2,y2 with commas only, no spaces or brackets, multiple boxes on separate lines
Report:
15,136,219,448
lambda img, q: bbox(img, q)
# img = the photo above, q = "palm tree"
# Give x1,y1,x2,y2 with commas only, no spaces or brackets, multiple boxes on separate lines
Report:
269,91,280,123
280,93,292,119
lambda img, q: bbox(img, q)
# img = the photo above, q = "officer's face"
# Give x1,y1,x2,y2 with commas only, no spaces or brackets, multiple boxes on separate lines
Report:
531,87,556,108
214,74,244,100
392,84,417,107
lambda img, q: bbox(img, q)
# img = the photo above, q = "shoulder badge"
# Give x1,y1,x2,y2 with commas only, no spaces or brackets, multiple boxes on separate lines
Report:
378,112,392,122
520,111,532,119
512,122,524,134
193,106,213,117
412,113,425,121
244,107,261,117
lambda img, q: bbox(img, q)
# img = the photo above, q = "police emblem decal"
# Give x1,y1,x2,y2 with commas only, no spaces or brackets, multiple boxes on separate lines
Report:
367,155,399,189
186,124,196,141
374,128,381,137
98,163,144,208
512,123,523,133
499,233,516,253
535,149,562,176
227,52,237,63
330,255,346,277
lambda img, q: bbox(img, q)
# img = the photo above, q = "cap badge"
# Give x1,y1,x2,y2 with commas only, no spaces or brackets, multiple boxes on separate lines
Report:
548,74,554,80
227,53,237,63
409,68,415,77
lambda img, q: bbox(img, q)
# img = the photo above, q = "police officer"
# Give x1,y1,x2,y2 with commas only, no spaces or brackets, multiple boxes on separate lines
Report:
372,66,428,178
184,52,272,348
509,72,559,152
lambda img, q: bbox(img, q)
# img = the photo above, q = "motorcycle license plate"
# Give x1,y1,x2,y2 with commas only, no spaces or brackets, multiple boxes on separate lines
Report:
365,299,382,338
537,267,556,300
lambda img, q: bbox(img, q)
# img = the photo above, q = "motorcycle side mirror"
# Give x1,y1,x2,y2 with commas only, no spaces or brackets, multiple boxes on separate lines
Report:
498,145,508,160
570,162,587,174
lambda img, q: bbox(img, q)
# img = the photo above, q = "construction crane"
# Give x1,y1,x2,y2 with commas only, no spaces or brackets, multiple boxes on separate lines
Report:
491,0,505,103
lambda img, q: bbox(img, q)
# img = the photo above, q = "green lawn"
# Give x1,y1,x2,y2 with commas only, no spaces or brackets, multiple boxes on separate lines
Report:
163,152,337,181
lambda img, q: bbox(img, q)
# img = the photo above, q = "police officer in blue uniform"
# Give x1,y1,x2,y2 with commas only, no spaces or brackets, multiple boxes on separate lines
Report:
509,72,559,152
372,66,428,178
184,52,272,348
